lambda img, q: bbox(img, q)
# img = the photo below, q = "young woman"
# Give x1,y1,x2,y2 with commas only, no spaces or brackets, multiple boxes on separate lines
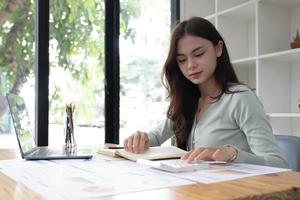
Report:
123,17,288,168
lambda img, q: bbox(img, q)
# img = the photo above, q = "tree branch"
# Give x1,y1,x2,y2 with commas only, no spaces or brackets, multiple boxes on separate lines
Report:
0,0,30,118
0,0,22,26
4,0,30,71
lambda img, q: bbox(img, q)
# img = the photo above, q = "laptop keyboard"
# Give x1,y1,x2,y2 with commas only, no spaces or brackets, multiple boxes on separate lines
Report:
30,148,61,156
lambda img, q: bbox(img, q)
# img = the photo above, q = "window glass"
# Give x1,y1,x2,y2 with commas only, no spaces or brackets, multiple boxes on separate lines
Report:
0,0,35,148
0,0,172,148
119,0,170,142
49,0,105,147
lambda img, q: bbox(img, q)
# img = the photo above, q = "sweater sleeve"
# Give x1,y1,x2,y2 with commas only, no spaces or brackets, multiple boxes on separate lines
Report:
231,88,289,168
146,118,174,146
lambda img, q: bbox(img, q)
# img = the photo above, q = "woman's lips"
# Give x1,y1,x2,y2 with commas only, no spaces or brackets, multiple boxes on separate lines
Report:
189,71,202,79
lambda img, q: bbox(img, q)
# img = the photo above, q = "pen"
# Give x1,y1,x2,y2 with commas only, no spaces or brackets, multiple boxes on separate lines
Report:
108,147,124,149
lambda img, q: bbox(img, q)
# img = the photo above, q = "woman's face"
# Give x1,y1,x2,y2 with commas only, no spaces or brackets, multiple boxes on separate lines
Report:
176,35,222,86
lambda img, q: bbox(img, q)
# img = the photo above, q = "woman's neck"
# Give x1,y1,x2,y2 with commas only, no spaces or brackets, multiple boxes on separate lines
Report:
198,78,221,98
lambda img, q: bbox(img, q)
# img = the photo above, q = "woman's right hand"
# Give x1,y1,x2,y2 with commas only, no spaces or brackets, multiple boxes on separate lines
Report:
123,131,149,154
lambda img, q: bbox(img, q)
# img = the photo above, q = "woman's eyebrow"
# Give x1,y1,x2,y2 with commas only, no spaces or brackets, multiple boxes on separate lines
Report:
192,46,204,53
176,46,204,56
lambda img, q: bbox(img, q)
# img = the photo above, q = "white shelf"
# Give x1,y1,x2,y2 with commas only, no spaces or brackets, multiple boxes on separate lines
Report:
218,1,255,21
258,0,300,8
268,113,300,118
258,1,300,55
217,0,251,12
232,57,256,89
205,15,216,25
180,0,215,20
232,56,256,66
259,48,300,62
205,14,216,20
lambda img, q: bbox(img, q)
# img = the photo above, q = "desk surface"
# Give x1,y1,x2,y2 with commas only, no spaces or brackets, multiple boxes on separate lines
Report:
1,148,300,200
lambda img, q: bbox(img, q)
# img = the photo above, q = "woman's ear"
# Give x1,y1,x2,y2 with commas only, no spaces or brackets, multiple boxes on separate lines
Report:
216,41,223,57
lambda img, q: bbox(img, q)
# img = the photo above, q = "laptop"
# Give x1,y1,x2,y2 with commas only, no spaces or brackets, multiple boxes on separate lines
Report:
6,93,93,160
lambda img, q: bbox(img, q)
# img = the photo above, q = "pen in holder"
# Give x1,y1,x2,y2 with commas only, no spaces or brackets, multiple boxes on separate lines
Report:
65,103,76,152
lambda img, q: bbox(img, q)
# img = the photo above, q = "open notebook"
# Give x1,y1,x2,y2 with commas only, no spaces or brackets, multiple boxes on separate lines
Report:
97,146,187,161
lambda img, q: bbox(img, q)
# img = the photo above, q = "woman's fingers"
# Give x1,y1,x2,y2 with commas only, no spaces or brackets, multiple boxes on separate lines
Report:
182,147,237,162
124,135,134,152
211,149,227,161
181,151,192,160
123,131,149,153
193,149,213,162
214,147,237,162
181,148,207,162
133,132,141,153
138,132,149,153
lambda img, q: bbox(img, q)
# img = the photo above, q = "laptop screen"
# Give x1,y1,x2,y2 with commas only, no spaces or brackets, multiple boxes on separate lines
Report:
7,94,36,154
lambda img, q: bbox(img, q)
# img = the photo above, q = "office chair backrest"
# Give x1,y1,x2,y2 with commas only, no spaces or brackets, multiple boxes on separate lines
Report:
274,135,300,172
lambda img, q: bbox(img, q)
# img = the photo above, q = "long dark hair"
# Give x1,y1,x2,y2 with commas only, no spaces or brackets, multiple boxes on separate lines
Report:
162,17,240,150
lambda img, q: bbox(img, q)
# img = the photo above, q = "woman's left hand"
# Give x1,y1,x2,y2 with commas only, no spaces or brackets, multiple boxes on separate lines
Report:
181,146,237,163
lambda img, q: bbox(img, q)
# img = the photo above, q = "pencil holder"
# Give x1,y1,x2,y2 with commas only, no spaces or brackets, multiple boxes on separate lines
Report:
64,103,76,152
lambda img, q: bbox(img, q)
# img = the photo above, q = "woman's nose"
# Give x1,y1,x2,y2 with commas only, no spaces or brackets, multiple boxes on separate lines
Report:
187,58,196,69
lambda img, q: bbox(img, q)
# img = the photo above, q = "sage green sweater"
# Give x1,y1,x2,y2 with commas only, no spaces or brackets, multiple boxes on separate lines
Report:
147,85,289,168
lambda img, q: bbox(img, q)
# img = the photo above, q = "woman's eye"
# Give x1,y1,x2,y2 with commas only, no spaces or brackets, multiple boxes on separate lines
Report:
195,52,204,57
177,59,186,63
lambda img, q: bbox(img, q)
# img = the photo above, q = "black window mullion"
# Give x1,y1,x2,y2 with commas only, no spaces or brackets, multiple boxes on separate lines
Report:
35,0,49,146
171,0,180,29
105,0,120,144
170,0,180,146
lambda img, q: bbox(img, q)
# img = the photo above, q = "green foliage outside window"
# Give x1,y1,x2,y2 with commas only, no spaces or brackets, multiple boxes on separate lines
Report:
0,0,141,132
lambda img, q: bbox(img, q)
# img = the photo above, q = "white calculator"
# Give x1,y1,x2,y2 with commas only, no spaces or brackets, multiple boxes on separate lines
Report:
137,159,210,173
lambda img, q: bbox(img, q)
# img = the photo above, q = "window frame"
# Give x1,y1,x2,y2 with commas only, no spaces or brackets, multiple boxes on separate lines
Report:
35,0,49,146
35,0,180,146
